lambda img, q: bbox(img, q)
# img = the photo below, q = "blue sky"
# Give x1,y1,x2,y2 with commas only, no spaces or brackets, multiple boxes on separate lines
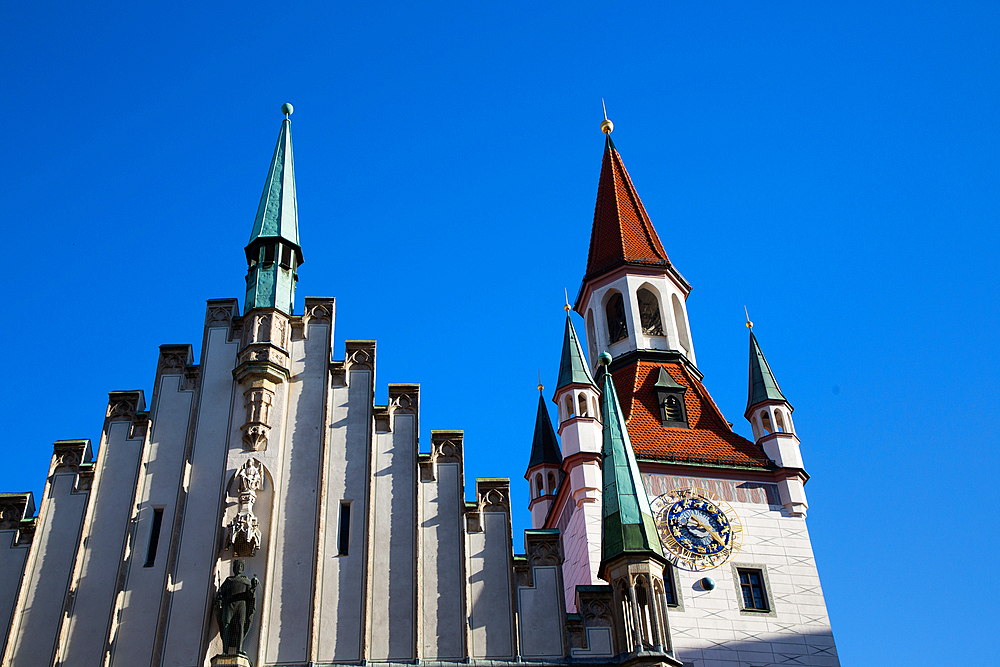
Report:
3,1,998,663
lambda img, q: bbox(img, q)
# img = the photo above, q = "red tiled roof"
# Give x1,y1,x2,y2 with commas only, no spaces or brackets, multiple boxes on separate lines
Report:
585,137,670,279
611,361,770,467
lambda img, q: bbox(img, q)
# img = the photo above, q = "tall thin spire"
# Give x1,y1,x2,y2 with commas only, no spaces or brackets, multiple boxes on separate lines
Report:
746,330,788,412
556,314,596,391
244,104,303,315
249,109,301,250
596,354,665,576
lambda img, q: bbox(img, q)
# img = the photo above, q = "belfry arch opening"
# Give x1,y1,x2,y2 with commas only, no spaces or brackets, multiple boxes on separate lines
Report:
760,410,773,434
775,409,787,433
671,294,690,354
605,291,628,344
637,287,664,336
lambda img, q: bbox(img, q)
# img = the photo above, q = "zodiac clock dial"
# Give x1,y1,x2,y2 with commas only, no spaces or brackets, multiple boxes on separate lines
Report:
650,487,743,571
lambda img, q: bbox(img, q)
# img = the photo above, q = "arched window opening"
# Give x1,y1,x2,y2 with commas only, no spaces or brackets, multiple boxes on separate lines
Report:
618,581,635,650
662,395,683,422
578,394,588,417
761,410,773,435
635,579,654,648
671,294,690,353
547,472,556,495
775,409,786,433
564,395,575,421
606,293,628,344
637,288,664,336
592,397,600,421
586,310,598,361
535,474,544,498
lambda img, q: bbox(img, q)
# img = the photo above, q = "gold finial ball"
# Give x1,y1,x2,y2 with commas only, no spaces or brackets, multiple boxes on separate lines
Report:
281,103,294,116
564,303,571,312
600,118,614,134
746,320,753,330
538,383,544,392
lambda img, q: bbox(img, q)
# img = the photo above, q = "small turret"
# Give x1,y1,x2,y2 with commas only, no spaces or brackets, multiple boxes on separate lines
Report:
549,312,605,610
595,352,675,658
525,390,563,529
745,327,808,517
244,104,303,315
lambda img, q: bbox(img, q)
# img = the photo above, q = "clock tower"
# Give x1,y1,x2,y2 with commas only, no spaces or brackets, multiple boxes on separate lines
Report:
541,117,841,666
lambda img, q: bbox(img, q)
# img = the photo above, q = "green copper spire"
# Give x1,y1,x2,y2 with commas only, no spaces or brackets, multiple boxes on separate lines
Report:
746,331,788,412
527,393,562,472
596,354,664,576
556,314,597,390
245,105,303,315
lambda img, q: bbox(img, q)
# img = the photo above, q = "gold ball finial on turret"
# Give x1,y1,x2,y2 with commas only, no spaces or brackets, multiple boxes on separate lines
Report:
744,305,753,330
564,288,572,312
601,98,614,134
538,371,544,394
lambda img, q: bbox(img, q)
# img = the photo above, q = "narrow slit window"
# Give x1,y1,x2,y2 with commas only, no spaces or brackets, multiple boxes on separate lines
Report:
263,243,276,264
144,508,164,567
663,566,679,606
338,502,351,556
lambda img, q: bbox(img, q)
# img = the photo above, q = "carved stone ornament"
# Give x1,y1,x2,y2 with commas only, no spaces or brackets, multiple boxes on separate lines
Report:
478,487,508,512
346,346,373,371
55,449,82,471
227,459,265,558
207,304,235,328
107,400,137,422
527,539,561,567
0,504,22,531
390,393,416,415
240,387,273,451
304,302,333,326
430,435,462,464
159,352,187,375
583,598,612,625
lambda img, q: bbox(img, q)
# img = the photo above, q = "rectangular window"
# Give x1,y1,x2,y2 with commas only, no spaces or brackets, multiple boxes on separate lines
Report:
338,502,351,556
738,568,769,611
663,565,679,607
144,508,164,567
263,243,275,264
280,244,292,266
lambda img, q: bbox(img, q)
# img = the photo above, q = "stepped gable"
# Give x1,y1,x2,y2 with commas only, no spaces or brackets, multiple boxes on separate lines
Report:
611,361,770,467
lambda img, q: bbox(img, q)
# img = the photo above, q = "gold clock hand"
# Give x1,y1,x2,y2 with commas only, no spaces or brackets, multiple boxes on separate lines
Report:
689,514,726,546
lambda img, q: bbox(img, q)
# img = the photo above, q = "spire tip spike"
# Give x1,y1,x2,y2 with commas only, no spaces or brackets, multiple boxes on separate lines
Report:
600,98,614,134
744,305,753,330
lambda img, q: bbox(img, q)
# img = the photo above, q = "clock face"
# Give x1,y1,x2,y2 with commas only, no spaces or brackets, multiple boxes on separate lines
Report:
650,487,743,571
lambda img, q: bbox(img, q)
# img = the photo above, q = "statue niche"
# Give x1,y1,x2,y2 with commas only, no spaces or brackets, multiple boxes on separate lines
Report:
214,559,259,659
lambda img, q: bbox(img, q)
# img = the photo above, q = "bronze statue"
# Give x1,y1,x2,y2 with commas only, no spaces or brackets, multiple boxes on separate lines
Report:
215,559,258,656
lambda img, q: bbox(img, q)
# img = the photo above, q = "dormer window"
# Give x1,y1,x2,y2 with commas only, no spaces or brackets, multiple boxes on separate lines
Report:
653,367,688,428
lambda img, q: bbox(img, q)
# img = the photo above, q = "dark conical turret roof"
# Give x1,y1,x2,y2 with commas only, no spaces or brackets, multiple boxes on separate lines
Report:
526,393,562,472
556,314,596,390
746,331,789,414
